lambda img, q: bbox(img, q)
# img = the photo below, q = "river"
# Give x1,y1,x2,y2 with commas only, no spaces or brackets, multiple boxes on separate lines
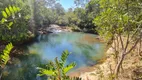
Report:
2,32,106,80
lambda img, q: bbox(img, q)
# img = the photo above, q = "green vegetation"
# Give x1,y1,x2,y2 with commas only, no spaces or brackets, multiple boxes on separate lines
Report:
0,43,13,67
0,43,13,79
53,0,100,33
37,50,79,80
72,0,142,79
0,0,142,80
93,0,142,77
0,4,33,43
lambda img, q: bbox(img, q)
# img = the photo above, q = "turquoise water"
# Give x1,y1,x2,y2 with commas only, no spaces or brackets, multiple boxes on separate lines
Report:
2,32,105,80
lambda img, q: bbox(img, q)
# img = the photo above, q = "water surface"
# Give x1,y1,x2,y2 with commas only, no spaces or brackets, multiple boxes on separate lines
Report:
2,32,105,80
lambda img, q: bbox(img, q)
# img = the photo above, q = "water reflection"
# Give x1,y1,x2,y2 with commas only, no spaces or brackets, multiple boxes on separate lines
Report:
29,32,105,68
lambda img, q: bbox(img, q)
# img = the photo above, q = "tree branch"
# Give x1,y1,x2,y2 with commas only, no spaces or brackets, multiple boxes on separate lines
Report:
125,32,142,55
119,34,124,49
131,24,141,39
124,30,130,51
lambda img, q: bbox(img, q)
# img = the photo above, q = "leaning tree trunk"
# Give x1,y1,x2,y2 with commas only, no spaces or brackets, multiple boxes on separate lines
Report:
114,51,125,78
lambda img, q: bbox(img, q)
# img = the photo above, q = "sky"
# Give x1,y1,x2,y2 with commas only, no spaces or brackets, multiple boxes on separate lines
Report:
59,0,75,10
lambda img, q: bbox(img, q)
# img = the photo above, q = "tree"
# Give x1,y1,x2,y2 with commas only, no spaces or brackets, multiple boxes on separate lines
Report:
72,0,100,33
54,3,65,16
0,0,35,43
74,0,90,7
94,0,142,78
0,5,20,79
33,0,65,27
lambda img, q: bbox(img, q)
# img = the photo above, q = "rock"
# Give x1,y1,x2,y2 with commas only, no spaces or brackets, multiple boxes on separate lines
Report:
37,24,72,34
49,24,60,28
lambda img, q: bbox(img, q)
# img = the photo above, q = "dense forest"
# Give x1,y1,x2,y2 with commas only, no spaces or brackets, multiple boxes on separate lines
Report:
0,0,142,80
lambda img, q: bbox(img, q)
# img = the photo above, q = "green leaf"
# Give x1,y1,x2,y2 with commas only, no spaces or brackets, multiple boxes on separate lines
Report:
61,50,70,65
63,62,76,74
9,5,14,14
1,18,7,24
36,50,76,79
6,25,11,30
24,15,30,19
55,57,61,68
12,6,17,13
2,11,8,18
0,43,13,65
16,7,20,11
1,55,9,64
15,6,20,12
8,22,13,27
37,67,56,76
5,7,11,16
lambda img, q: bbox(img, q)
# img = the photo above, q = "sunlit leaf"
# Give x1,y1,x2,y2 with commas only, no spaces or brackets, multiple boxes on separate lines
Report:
2,11,8,18
0,43,13,66
63,62,76,74
37,67,56,76
16,7,20,11
37,50,76,79
5,7,11,16
8,22,13,27
61,50,70,65
1,18,6,24
13,6,17,13
9,5,14,14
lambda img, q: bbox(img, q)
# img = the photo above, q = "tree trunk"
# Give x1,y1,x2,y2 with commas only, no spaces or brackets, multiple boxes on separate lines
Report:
114,52,125,77
138,36,142,56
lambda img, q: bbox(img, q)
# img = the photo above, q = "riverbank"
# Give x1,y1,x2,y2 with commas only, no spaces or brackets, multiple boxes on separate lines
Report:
0,28,105,80
37,24,98,35
70,39,142,80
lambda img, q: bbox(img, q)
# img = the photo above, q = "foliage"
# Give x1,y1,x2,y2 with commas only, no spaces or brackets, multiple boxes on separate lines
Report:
0,5,20,29
0,1,33,43
0,43,13,68
33,0,65,27
37,50,79,80
94,0,142,40
55,0,100,33
74,0,89,7
28,0,100,33
0,43,13,79
93,0,142,77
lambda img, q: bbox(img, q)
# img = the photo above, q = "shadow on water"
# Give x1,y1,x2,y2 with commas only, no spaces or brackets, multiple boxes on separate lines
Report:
2,32,106,80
